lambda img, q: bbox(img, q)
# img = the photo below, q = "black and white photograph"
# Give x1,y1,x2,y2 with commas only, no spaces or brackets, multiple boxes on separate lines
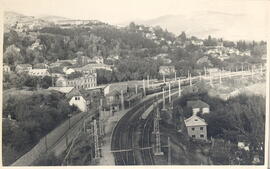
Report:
1,0,268,167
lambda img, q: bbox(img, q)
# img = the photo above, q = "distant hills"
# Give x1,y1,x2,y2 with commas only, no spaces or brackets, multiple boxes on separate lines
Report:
4,10,266,41
122,11,266,41
36,15,71,22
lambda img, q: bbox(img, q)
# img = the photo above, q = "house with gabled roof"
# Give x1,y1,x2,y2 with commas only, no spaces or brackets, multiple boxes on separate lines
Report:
67,89,87,112
3,64,11,73
28,69,50,77
187,100,210,115
184,115,207,140
15,64,32,73
103,84,128,111
48,86,75,95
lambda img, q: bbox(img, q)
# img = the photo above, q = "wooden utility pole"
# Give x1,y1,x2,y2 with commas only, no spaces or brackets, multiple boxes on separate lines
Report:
121,90,124,111
143,79,146,96
162,88,166,110
153,103,163,155
178,78,181,97
163,74,165,83
168,137,171,165
147,75,150,89
93,120,100,159
241,64,244,78
135,84,138,94
169,82,171,103
189,73,192,86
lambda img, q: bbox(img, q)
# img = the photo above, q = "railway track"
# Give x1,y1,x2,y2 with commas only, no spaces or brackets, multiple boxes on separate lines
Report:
141,113,155,165
111,69,265,165
111,96,158,165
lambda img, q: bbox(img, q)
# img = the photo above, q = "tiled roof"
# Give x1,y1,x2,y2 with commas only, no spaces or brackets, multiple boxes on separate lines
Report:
187,100,209,109
29,69,49,74
184,115,207,127
48,87,74,94
17,64,32,67
104,84,128,96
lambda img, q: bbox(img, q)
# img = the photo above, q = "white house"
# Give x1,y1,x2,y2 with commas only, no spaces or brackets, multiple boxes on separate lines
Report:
184,115,208,140
69,95,87,112
66,89,87,112
187,100,210,115
63,67,75,75
28,69,50,77
3,64,11,73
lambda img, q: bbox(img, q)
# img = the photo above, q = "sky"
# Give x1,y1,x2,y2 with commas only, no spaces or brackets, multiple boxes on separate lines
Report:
1,0,269,40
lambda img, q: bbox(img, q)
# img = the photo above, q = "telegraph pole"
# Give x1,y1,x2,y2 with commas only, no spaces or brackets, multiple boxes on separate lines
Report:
189,73,192,87
135,84,138,94
178,78,181,97
153,103,163,155
93,119,100,159
229,68,232,79
168,137,171,165
147,75,150,89
162,88,166,110
163,74,165,83
143,79,146,96
169,82,171,103
241,64,244,78
121,90,124,111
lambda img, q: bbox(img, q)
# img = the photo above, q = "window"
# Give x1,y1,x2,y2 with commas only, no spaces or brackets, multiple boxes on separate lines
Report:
194,119,198,121
200,127,204,130
200,134,204,138
192,135,195,138
191,128,195,131
75,97,78,100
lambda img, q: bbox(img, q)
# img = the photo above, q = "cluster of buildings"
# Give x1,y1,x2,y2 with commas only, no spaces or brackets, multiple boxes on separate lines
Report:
204,46,251,61
159,66,176,76
3,54,115,91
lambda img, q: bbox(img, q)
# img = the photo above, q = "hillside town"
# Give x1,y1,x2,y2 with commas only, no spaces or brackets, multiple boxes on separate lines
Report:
2,9,267,167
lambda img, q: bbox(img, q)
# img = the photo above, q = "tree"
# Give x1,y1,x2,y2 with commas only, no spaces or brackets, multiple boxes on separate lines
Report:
41,76,52,89
179,31,187,42
3,45,23,65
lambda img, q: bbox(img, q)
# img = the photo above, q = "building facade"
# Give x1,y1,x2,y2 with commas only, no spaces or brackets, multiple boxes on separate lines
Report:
28,69,50,77
159,66,176,76
15,64,32,73
55,74,97,89
3,64,10,73
184,115,207,140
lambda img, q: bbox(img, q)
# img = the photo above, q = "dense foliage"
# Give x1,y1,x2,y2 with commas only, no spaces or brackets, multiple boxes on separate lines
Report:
173,91,265,164
2,92,76,165
3,72,52,90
